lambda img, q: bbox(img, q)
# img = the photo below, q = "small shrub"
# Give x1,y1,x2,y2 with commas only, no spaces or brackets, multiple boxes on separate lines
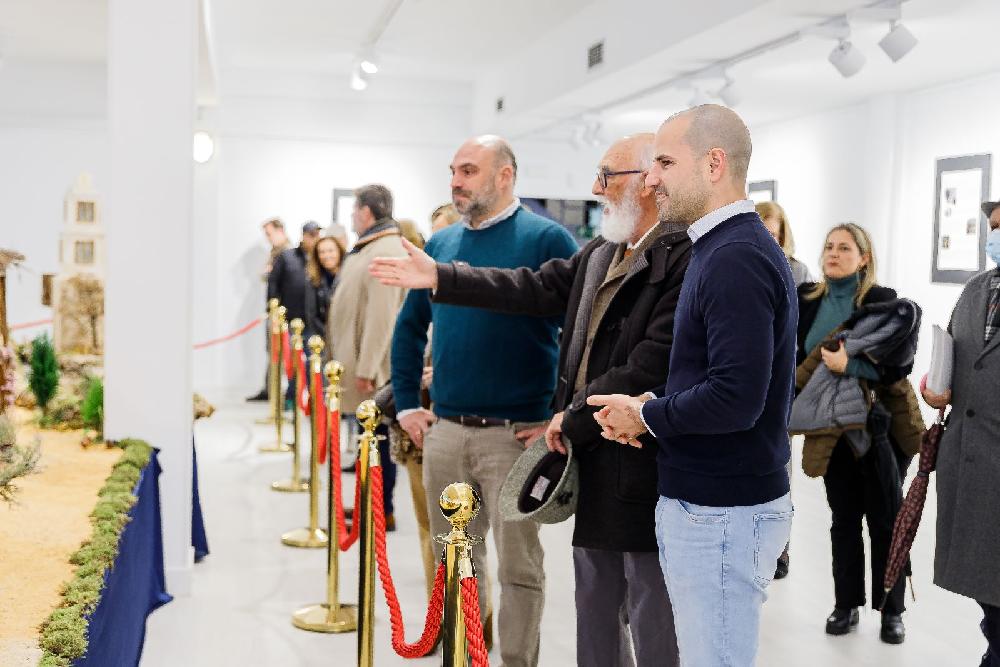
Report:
28,334,59,417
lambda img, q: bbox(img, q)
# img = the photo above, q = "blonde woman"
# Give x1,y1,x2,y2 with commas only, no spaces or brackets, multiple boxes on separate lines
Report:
757,201,813,286
795,223,916,645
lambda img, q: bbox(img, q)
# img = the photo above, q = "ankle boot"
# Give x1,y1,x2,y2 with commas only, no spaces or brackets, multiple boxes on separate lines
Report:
880,613,905,644
825,607,860,635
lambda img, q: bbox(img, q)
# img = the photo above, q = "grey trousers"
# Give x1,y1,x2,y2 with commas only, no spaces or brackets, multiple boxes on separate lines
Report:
574,547,679,667
423,419,546,667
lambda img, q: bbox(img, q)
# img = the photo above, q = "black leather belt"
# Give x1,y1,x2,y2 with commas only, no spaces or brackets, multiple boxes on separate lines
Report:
441,415,512,428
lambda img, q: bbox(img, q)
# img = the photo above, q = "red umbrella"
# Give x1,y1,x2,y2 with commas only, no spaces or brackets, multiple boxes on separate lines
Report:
881,407,946,608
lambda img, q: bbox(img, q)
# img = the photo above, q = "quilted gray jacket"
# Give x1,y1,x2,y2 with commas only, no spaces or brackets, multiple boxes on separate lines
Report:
789,299,922,435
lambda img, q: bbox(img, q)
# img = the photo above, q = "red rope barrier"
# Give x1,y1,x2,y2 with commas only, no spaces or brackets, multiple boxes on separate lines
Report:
282,329,293,380
461,578,490,667
314,368,327,464
371,466,445,658
270,330,280,364
328,413,360,551
9,318,53,332
297,349,310,415
193,317,263,350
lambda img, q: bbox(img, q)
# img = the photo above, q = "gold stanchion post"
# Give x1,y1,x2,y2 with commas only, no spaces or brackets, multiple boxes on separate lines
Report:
281,336,329,548
254,298,280,425
356,400,381,667
292,360,358,633
438,483,483,667
272,318,310,492
260,306,292,453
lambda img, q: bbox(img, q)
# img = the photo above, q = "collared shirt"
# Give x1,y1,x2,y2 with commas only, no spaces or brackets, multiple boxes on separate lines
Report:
462,197,521,231
686,199,756,244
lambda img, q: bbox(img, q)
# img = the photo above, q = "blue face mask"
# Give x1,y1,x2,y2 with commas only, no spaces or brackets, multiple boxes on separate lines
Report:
987,228,1000,266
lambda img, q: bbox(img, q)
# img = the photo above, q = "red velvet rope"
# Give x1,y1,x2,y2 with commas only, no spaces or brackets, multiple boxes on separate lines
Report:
270,331,280,364
329,412,360,551
297,349,310,415
371,466,445,658
282,329,294,380
314,369,326,464
461,577,491,667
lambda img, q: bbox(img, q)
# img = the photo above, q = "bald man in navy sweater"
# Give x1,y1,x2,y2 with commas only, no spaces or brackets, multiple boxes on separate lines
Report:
589,105,797,667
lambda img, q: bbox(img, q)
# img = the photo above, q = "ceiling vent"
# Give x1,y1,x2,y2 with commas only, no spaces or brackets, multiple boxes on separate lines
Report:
588,41,604,69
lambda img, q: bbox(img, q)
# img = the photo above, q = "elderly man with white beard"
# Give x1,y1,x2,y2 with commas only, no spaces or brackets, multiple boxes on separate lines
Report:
369,133,690,666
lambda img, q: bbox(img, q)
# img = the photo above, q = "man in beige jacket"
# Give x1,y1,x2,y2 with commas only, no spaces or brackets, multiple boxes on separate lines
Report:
328,183,407,526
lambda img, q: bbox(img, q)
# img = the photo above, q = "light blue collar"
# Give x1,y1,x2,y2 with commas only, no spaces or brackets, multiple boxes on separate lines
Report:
686,199,756,244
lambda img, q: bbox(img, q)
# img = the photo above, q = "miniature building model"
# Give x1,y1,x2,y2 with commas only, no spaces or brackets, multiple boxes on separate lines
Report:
53,173,105,355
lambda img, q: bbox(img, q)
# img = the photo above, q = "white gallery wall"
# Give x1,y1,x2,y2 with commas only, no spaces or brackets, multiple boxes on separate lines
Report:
749,71,1000,420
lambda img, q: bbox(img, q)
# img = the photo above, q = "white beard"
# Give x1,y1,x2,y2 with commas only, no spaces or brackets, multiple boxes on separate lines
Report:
598,190,641,244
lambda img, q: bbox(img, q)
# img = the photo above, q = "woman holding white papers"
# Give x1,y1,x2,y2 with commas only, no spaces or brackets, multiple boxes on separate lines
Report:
922,200,1000,667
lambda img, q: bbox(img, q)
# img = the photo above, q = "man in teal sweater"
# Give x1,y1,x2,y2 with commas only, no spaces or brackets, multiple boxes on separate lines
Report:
390,135,577,667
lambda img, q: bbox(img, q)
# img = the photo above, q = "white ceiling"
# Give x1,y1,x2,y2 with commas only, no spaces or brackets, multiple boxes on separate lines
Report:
1,0,996,137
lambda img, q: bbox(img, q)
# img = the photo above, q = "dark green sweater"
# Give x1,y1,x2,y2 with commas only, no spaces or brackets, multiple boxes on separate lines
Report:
804,273,878,380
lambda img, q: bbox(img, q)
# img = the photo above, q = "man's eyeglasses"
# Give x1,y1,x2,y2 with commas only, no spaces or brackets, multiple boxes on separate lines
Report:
597,169,643,190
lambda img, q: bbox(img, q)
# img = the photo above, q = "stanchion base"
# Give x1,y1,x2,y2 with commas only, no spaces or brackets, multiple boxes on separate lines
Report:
291,603,358,633
259,442,293,454
281,527,329,548
271,477,310,493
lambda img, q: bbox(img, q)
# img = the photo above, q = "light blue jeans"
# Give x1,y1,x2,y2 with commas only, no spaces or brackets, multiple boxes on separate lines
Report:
655,493,793,667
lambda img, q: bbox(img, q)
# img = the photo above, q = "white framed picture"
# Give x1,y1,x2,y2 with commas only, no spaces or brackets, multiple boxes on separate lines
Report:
932,154,992,284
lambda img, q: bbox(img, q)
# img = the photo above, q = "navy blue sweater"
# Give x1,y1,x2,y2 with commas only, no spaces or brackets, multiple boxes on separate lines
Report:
391,207,579,421
641,211,797,507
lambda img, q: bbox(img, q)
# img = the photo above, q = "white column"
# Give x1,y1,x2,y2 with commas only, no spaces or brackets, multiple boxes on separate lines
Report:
105,0,197,594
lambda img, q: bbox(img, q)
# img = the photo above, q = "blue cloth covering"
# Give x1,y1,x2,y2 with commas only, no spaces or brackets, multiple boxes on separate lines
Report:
191,439,209,562
74,449,173,667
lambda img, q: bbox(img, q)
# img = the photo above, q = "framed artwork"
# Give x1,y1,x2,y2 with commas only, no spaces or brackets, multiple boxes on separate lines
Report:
748,180,777,204
331,188,357,248
932,154,992,284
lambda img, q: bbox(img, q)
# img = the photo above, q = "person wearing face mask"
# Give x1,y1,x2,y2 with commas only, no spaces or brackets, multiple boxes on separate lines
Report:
794,223,922,645
371,134,685,667
922,200,1000,667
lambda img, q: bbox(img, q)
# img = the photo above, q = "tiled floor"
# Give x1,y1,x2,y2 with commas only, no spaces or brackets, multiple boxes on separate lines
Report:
141,398,987,666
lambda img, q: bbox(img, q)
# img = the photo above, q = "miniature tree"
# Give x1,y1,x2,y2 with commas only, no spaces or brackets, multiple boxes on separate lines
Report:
80,376,104,436
28,333,60,417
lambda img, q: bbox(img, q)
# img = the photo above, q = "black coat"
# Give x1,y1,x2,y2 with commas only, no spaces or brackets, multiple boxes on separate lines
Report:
304,271,338,342
267,246,309,322
434,227,692,551
796,282,913,385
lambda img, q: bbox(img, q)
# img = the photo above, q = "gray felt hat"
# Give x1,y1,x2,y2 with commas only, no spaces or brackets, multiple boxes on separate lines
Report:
499,435,579,524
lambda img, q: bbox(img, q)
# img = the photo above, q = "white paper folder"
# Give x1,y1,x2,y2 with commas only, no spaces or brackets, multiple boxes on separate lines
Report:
927,325,954,395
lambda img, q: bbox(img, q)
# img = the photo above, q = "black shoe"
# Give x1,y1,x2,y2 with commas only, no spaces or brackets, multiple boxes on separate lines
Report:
880,613,905,644
774,549,790,580
246,389,268,402
825,607,860,635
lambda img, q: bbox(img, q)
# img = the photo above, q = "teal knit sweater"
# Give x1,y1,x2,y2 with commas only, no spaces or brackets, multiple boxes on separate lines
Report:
804,273,879,380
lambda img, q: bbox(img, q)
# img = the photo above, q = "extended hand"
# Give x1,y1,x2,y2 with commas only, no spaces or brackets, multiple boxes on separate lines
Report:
369,238,439,289
586,394,648,448
543,412,567,455
399,409,437,449
821,341,849,374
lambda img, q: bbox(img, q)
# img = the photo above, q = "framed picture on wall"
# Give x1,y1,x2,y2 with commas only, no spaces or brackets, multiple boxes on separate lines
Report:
748,180,777,204
931,154,992,284
331,188,358,248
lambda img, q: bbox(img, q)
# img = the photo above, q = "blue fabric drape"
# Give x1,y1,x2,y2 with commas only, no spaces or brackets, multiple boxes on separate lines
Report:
191,439,209,562
74,450,173,667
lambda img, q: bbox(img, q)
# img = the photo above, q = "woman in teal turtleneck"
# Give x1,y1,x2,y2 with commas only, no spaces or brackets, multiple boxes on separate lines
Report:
794,223,908,646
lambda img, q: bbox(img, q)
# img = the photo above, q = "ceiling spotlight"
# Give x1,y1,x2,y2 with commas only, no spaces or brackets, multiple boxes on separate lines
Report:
358,46,379,75
192,131,215,164
350,65,369,91
717,77,742,108
879,22,917,62
828,40,866,78
360,58,378,75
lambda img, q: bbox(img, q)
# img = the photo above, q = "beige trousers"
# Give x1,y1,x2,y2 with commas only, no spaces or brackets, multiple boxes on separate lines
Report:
422,418,546,667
